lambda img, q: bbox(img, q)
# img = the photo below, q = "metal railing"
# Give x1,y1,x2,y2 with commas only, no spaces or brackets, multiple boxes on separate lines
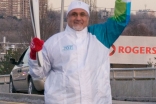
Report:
0,74,10,84
0,68,155,84
110,68,156,80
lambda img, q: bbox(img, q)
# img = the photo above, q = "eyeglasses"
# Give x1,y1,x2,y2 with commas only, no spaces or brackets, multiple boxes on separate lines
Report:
68,12,89,18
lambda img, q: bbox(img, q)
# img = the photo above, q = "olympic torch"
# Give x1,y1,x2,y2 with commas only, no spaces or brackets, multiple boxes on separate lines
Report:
29,0,43,67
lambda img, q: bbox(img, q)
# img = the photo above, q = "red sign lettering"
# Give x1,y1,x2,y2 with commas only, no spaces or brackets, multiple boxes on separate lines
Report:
111,45,156,55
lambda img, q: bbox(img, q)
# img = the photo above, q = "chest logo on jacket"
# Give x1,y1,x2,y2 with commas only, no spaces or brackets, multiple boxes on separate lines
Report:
63,45,74,51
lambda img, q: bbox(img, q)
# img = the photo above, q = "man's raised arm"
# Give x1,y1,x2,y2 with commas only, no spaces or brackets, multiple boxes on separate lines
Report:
88,0,131,48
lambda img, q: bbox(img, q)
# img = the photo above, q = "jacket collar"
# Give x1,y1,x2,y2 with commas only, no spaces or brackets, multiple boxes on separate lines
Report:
65,25,88,39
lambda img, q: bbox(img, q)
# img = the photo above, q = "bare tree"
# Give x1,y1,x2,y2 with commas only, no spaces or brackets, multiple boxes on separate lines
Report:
0,17,22,42
18,18,33,43
122,13,156,36
40,10,60,40
16,10,60,44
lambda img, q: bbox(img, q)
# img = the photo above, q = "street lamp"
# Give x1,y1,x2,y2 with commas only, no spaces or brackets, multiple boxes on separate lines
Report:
60,0,64,32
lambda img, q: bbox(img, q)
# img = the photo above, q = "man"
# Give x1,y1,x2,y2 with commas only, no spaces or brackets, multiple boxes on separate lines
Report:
29,0,131,104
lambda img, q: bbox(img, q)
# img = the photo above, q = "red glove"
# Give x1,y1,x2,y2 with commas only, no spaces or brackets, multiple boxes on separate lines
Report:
30,37,44,60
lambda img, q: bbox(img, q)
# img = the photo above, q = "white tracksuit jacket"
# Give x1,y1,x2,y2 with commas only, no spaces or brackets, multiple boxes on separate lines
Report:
29,0,131,104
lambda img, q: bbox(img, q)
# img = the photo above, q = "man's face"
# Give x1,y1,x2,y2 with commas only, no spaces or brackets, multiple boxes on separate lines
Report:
67,8,89,31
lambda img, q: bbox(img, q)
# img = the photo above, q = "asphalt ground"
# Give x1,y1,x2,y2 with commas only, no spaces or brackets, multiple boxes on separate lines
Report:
0,101,29,104
112,100,156,104
0,100,156,104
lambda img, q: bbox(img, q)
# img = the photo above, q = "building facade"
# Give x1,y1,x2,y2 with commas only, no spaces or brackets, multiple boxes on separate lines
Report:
136,9,156,18
0,0,47,19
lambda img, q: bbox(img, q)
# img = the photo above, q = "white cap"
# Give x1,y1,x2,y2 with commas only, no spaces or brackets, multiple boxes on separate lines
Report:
67,0,90,16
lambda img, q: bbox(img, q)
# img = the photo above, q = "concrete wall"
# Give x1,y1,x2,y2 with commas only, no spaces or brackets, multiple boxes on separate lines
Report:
111,80,153,97
0,84,9,93
110,68,156,100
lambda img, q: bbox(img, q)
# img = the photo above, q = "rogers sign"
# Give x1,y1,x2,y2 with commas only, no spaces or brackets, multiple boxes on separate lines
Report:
109,36,156,64
119,46,156,54
110,46,156,56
